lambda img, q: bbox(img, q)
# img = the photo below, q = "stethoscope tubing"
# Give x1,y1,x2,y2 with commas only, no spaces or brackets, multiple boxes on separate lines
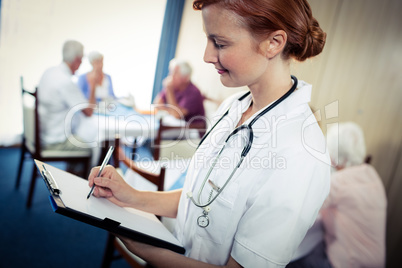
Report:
189,75,298,209
198,75,298,158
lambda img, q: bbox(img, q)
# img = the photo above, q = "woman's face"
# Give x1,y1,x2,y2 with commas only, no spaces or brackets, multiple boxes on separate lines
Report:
202,4,269,88
91,57,104,72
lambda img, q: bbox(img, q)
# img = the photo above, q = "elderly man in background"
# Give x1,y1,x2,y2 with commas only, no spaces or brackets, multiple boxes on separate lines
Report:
153,59,205,125
38,40,95,154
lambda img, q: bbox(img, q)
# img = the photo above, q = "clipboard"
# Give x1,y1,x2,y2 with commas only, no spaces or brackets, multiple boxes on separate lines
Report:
34,159,185,254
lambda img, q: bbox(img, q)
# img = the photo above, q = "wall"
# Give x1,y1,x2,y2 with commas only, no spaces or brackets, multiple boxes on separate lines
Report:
0,0,166,145
176,0,402,267
1,0,401,265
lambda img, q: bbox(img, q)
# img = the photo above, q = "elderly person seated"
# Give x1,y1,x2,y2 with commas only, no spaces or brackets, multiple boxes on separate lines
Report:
77,51,115,102
38,40,94,173
287,122,387,268
38,40,94,152
153,59,205,125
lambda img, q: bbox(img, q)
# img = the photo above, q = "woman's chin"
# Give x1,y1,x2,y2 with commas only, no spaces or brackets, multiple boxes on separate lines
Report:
220,75,242,88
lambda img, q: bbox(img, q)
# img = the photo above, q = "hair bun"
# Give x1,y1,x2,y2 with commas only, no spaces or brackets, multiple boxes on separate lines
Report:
193,0,327,62
296,18,326,61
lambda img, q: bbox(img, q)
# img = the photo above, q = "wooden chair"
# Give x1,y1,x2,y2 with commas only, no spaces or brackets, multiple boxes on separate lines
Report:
101,136,166,268
365,155,372,164
153,118,206,160
15,77,91,208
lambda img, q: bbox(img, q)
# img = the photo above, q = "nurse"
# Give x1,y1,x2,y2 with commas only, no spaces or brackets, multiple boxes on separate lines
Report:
88,0,331,267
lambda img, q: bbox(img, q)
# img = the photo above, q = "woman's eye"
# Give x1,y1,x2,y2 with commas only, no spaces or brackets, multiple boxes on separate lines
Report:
214,41,225,49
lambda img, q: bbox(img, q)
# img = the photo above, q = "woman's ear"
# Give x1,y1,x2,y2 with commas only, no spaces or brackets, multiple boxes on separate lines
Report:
260,30,287,59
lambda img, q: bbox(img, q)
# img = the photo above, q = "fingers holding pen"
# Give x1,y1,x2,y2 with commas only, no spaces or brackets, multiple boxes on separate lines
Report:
88,165,117,195
87,165,135,207
92,177,115,198
88,166,101,187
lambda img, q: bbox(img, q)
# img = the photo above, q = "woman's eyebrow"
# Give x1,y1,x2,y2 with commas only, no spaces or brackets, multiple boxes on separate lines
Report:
208,34,219,38
207,34,229,41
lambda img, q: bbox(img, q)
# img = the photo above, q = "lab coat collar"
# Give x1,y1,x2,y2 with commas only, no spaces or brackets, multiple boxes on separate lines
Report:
237,80,312,139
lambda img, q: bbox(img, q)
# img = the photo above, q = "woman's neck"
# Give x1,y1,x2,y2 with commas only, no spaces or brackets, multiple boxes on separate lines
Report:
248,78,293,119
237,76,292,127
91,69,103,75
249,59,292,111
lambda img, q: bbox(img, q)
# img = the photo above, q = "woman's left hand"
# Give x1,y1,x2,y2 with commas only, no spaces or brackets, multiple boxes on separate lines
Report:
115,235,243,268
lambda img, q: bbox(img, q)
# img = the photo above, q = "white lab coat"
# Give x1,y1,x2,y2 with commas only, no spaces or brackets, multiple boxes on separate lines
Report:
174,79,331,267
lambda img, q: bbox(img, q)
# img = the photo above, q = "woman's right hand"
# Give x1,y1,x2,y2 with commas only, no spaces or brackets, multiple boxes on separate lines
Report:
87,71,103,90
162,76,174,92
88,165,136,207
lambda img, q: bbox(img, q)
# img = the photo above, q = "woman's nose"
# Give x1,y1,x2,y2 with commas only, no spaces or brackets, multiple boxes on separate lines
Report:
203,41,218,64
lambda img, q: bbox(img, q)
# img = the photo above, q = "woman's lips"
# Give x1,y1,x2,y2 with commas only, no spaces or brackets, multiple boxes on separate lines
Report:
217,68,227,75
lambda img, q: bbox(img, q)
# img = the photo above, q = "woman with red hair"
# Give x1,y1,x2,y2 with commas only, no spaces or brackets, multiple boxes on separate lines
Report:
89,0,330,266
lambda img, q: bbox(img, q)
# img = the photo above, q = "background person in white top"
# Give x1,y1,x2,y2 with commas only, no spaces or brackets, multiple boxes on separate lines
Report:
38,40,95,154
88,0,330,267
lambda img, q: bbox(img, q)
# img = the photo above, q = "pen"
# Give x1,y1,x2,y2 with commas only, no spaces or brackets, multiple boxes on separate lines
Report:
87,146,115,199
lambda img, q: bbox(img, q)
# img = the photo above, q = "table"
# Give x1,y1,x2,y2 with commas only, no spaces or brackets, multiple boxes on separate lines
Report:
76,102,186,148
73,101,187,165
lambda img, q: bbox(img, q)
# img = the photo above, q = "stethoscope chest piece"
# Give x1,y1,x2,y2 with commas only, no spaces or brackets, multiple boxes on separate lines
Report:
197,211,210,228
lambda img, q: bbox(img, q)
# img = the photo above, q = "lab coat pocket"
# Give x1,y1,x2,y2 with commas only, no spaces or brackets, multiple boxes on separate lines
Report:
195,181,240,245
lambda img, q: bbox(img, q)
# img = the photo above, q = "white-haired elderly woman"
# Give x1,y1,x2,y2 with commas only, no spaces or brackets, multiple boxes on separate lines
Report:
77,51,115,102
288,122,387,268
321,122,387,268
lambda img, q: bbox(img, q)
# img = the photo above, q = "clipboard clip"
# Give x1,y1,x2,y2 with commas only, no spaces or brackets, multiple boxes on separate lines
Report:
42,164,60,195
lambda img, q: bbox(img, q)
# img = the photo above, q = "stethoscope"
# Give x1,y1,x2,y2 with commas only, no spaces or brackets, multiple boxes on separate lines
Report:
187,75,298,227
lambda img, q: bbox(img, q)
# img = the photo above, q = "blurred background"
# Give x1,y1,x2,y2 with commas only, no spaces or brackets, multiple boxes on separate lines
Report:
0,0,401,267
